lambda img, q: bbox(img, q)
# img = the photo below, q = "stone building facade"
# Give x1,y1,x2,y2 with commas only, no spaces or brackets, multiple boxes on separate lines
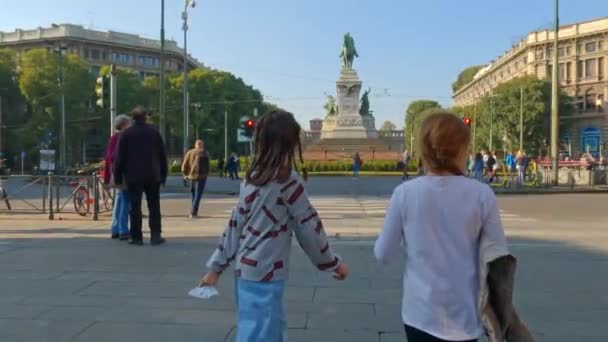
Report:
0,24,202,79
453,17,608,157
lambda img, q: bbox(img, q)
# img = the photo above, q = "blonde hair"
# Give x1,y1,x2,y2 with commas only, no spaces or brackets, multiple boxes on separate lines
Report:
419,111,471,175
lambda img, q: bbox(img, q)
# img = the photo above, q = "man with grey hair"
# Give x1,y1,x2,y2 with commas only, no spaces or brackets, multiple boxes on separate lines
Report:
114,106,168,246
104,114,132,240
181,139,210,218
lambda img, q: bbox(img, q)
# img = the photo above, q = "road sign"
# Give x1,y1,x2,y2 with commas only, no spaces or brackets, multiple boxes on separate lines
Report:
237,128,252,143
20,151,26,159
40,149,56,171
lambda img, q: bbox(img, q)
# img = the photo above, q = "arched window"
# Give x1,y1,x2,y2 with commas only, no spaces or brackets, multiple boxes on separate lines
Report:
581,127,601,157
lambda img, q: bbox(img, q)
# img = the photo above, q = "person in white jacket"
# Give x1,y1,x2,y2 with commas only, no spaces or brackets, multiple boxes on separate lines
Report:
374,112,509,342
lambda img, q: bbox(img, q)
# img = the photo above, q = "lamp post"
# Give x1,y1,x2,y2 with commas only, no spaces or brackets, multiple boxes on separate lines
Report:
182,0,196,159
159,0,166,140
53,44,67,171
550,0,560,185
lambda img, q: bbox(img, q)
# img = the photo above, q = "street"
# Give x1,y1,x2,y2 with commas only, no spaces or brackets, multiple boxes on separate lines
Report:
0,190,607,341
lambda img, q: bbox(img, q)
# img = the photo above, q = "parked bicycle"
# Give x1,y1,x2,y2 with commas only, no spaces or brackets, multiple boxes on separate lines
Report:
69,167,113,216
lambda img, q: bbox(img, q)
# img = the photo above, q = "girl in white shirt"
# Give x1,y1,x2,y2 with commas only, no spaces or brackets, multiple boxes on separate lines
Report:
374,112,508,342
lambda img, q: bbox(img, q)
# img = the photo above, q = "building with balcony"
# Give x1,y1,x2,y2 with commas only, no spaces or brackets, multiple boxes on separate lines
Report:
453,17,608,157
0,23,202,79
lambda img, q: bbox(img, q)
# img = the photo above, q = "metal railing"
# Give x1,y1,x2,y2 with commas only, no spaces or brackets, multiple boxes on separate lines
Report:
0,172,114,220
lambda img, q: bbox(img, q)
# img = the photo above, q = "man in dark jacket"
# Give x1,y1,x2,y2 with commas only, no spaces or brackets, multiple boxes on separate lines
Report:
181,139,210,219
114,106,168,246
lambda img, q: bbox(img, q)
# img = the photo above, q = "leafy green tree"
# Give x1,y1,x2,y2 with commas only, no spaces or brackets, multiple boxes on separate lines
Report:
453,76,573,155
380,120,397,131
404,100,441,153
0,48,26,165
18,49,94,166
452,65,485,92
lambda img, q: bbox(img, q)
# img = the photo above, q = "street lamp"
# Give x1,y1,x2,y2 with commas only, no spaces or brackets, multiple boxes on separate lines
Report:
182,0,196,158
53,44,68,171
550,0,560,185
159,0,166,141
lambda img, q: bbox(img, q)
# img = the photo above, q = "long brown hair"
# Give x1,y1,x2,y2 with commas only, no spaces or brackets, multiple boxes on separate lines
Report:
419,111,471,176
245,110,307,186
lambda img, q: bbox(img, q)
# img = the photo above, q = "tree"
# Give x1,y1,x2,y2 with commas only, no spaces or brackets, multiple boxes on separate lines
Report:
404,100,441,153
0,48,26,166
18,49,94,165
452,76,574,155
452,65,485,92
380,120,397,131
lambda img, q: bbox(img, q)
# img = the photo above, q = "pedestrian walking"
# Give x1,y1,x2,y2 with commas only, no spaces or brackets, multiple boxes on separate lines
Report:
374,112,532,342
402,150,411,180
114,106,168,246
199,110,349,342
352,152,362,178
486,152,496,183
473,152,484,181
182,139,210,219
104,114,132,240
515,150,526,185
227,153,239,180
217,157,225,178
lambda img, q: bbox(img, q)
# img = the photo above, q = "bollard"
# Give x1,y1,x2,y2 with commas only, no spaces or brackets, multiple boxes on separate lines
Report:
42,175,47,213
92,173,99,221
48,172,54,220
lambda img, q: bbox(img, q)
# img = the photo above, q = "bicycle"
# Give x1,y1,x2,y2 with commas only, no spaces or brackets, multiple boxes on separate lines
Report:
69,168,113,216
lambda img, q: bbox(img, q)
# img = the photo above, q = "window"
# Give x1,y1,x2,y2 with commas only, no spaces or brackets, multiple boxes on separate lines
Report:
112,53,134,65
599,57,605,79
585,42,596,53
578,44,583,54
566,46,572,56
558,47,565,57
577,60,584,79
599,40,604,51
137,55,160,67
536,49,544,60
83,48,90,59
558,63,566,82
112,52,118,63
139,71,146,80
566,62,572,82
585,59,596,78
548,48,553,58
101,51,107,61
523,56,528,64
91,49,100,60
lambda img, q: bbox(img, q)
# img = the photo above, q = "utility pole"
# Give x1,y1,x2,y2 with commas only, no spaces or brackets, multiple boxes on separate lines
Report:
224,109,228,165
110,65,117,136
472,103,477,153
182,0,196,159
55,44,67,172
489,99,494,151
550,0,560,185
519,86,524,151
159,0,166,140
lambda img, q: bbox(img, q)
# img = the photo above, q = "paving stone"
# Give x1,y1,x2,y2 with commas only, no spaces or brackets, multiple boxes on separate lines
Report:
0,318,93,341
73,321,231,342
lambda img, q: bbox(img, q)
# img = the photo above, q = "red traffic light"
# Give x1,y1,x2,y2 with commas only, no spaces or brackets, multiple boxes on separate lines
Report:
463,117,471,126
246,119,255,128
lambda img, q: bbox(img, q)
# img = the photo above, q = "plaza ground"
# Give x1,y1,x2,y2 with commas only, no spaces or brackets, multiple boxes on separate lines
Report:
0,190,607,341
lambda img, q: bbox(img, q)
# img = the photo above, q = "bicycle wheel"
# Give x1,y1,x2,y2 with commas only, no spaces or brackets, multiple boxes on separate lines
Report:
73,186,90,216
101,186,113,211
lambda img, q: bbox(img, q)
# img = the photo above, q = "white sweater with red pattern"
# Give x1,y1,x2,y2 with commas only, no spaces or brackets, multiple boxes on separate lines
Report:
206,172,341,282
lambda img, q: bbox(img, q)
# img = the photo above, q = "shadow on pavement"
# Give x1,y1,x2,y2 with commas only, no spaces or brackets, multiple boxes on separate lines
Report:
0,231,606,341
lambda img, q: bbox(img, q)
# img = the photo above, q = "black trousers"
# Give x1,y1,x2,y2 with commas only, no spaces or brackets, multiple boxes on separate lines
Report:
404,325,477,342
128,183,162,241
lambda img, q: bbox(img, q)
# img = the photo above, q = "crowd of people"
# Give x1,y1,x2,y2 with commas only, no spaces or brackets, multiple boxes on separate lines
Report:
467,149,537,186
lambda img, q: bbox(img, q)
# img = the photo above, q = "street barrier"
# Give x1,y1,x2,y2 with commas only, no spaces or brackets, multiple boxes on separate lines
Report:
0,173,113,220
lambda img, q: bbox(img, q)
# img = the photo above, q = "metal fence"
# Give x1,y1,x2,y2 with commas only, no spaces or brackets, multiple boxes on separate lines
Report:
0,173,113,220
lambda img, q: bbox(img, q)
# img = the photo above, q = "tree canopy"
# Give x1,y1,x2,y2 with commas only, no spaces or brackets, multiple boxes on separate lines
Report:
404,100,442,154
452,65,484,93
452,75,574,155
380,120,397,131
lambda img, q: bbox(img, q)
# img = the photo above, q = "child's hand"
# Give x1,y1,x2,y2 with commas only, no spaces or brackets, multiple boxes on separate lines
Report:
333,263,349,280
199,271,220,287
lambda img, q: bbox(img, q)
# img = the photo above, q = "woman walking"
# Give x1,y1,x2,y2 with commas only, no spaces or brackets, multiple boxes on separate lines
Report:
104,115,132,240
352,152,362,178
374,112,513,342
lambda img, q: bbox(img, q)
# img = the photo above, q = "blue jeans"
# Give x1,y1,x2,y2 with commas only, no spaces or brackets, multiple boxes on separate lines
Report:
236,279,286,342
353,164,360,178
190,178,207,215
111,190,129,235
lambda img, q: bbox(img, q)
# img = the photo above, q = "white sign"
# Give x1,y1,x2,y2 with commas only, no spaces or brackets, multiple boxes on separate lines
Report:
237,128,252,143
39,149,56,171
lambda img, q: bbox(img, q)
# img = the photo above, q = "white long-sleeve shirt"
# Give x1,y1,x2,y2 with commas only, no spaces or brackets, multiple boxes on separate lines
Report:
374,176,508,341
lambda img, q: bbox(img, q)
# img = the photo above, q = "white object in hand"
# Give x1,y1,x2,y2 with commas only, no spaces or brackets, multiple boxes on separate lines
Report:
188,286,219,299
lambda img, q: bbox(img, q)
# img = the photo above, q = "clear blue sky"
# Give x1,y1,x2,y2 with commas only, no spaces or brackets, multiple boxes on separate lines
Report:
1,0,604,129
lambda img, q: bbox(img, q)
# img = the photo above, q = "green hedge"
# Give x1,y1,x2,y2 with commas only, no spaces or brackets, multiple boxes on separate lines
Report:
170,158,418,174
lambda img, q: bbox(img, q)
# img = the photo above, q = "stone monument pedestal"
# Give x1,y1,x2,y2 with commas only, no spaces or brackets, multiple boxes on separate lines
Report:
320,68,378,139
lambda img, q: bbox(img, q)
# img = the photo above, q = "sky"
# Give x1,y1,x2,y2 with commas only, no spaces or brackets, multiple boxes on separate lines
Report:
1,0,605,129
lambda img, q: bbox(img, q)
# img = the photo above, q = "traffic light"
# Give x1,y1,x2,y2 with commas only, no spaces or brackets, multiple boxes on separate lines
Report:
462,116,471,127
241,119,256,138
95,75,109,109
